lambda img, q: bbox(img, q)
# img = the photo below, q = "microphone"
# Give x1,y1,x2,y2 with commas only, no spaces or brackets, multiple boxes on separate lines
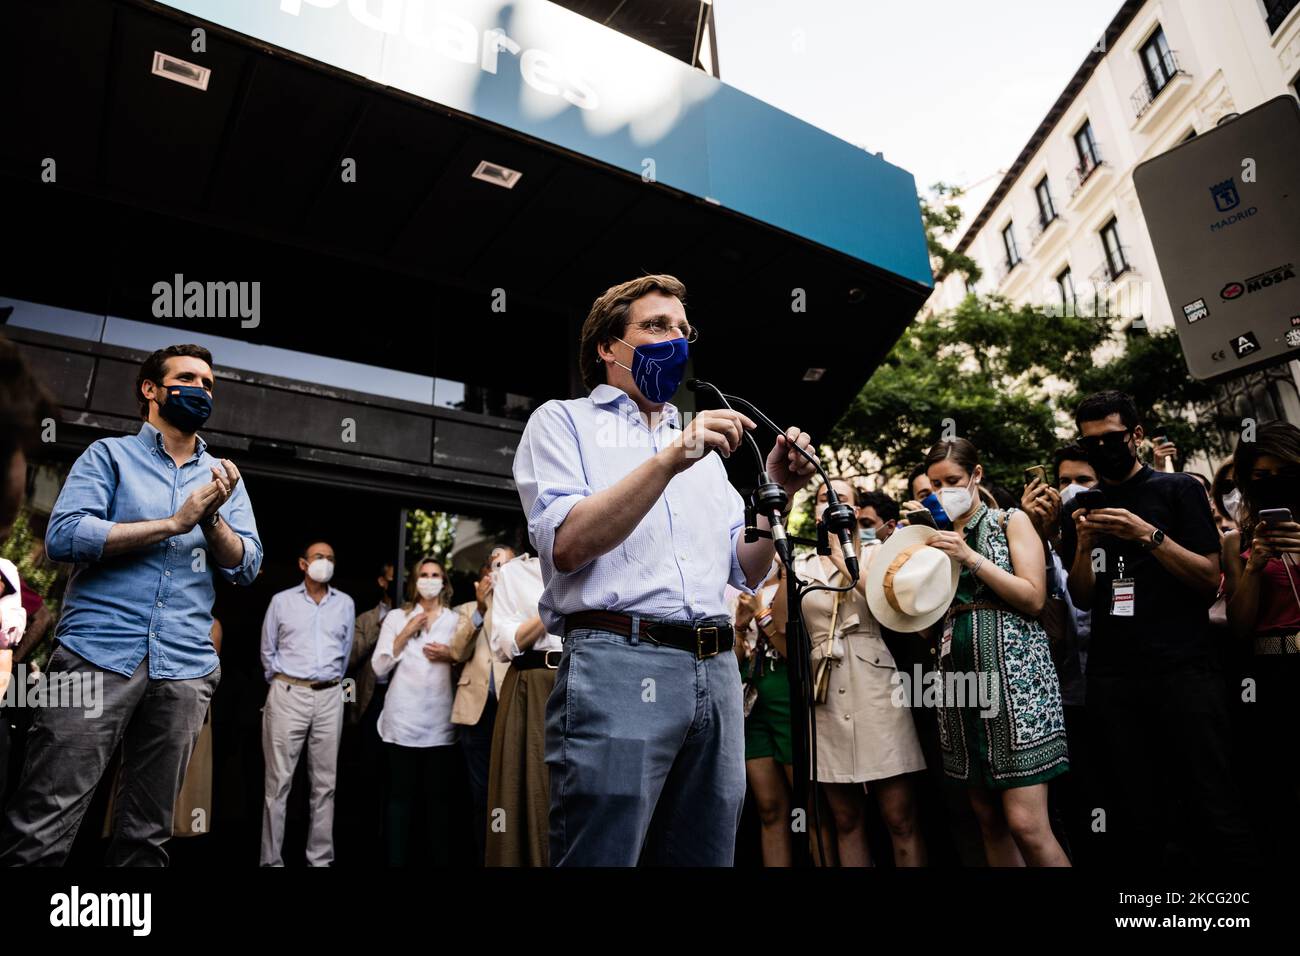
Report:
685,380,766,472
698,383,859,584
687,379,793,565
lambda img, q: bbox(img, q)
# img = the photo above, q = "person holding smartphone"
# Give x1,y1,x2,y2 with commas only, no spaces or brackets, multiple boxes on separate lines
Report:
1060,390,1253,868
922,438,1070,867
1221,421,1300,865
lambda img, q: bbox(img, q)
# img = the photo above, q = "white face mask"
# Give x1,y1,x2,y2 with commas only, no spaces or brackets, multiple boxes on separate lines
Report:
1059,482,1091,508
416,577,444,600
937,476,977,518
1,604,27,648
1221,488,1242,522
306,558,334,584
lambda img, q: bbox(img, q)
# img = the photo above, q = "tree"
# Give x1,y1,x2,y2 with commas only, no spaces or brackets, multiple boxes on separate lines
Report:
1065,327,1230,465
832,292,1111,492
829,184,1221,495
923,182,981,285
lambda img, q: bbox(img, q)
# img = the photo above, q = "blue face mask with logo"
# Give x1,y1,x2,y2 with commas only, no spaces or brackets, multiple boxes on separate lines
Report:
155,383,213,433
615,335,690,405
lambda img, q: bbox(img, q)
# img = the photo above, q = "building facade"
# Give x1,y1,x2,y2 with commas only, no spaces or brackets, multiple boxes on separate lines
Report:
923,0,1300,425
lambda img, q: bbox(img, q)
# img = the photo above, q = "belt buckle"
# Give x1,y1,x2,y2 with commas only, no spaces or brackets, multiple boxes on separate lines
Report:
696,625,720,659
544,650,562,669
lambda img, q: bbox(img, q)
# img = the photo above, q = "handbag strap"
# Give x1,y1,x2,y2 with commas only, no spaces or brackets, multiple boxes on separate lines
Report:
827,587,843,644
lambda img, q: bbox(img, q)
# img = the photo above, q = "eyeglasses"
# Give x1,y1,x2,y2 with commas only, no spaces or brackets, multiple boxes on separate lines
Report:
1077,430,1131,453
632,318,698,343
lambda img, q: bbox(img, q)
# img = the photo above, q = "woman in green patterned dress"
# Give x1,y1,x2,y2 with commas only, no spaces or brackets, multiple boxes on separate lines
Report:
921,438,1070,866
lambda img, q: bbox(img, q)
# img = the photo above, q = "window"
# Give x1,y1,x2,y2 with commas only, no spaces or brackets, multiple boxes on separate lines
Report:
1002,223,1021,270
1056,267,1076,313
1265,0,1298,35
1101,218,1128,280
1139,27,1175,97
1035,176,1057,228
1074,121,1101,174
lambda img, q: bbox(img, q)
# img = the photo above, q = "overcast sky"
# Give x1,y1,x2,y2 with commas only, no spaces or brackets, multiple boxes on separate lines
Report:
713,0,1122,199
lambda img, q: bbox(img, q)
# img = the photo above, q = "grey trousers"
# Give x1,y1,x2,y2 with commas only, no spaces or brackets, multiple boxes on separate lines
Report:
0,644,218,866
259,678,344,866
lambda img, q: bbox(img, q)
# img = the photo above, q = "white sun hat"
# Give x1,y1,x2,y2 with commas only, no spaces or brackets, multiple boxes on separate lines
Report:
865,523,961,633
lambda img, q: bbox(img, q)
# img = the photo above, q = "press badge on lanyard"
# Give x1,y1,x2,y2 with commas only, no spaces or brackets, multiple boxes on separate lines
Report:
1110,554,1135,617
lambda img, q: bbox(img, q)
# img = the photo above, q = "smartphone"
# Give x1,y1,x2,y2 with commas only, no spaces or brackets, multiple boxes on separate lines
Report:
903,506,937,529
1024,465,1047,487
1071,489,1108,512
1258,507,1293,526
919,493,953,531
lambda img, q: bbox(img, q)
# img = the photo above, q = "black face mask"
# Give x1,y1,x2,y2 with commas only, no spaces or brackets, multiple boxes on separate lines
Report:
1086,439,1137,482
1250,474,1300,512
154,384,212,433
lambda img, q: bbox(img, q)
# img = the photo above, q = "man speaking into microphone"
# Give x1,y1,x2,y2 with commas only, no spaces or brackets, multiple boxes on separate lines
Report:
513,275,815,866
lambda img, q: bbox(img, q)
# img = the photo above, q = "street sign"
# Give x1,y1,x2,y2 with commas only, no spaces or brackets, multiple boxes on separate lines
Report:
1134,96,1300,381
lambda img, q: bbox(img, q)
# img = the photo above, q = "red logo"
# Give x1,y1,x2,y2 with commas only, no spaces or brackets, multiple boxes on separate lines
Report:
1221,282,1245,300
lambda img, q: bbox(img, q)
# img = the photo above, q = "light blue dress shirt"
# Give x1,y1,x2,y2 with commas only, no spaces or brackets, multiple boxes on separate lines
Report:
46,422,263,679
261,583,356,683
512,384,751,636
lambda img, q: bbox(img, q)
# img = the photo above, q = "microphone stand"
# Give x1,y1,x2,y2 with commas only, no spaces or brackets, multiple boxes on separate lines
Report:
688,380,859,867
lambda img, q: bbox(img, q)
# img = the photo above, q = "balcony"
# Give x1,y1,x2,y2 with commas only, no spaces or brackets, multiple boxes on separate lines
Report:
1028,208,1064,248
1068,147,1108,202
1131,49,1189,120
1090,247,1137,288
1266,0,1299,35
996,254,1025,285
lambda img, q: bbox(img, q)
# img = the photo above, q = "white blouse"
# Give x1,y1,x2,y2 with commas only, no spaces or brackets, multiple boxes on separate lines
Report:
489,555,562,662
372,603,458,748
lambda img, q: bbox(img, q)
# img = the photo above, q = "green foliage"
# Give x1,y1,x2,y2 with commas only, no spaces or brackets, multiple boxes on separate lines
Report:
922,182,982,284
404,509,458,572
1064,327,1230,465
832,293,1112,491
1,508,61,671
0,509,59,605
830,184,1217,495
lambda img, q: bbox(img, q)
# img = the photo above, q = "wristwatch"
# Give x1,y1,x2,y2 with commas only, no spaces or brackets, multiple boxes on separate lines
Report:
201,512,221,531
1143,528,1165,551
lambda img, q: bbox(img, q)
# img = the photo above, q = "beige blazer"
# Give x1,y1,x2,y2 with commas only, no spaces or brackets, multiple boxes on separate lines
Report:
346,603,387,725
449,597,510,726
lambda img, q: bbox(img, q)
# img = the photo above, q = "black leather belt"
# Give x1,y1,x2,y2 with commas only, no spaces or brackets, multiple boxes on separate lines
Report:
274,673,341,691
512,649,562,670
565,610,734,660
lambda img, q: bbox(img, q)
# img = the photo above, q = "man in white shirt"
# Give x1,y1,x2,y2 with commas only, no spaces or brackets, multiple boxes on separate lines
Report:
513,275,815,866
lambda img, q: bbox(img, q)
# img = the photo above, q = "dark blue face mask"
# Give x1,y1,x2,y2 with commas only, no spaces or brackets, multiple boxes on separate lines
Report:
615,335,690,405
155,383,212,433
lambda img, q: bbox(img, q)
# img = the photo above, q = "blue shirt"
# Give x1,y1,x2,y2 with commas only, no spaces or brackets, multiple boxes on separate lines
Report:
512,384,751,636
261,583,356,683
46,422,263,679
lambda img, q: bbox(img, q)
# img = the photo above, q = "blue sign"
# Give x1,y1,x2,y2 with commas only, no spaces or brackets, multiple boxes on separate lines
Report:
153,0,933,288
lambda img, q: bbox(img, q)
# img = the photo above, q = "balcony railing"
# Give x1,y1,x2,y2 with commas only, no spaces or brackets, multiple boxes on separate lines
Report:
1068,146,1106,198
1131,49,1188,119
1029,207,1061,245
1266,0,1298,34
1091,247,1136,287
